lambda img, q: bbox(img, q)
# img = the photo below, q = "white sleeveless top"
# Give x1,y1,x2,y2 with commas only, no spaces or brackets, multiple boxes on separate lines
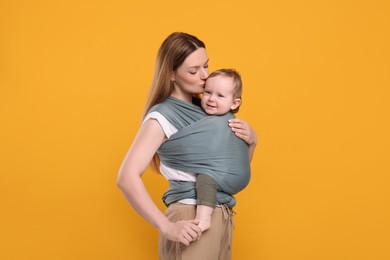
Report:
143,111,196,205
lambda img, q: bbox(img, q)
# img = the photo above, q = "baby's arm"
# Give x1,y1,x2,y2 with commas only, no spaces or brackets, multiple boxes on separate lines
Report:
195,174,218,232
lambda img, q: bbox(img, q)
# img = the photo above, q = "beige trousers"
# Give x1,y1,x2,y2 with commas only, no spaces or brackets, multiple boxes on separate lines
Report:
158,203,234,260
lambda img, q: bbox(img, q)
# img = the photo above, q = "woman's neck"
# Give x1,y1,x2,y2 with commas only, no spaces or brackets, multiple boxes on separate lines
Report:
170,89,193,103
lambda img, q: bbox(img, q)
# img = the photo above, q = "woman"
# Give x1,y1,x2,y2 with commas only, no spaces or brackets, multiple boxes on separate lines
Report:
117,32,257,260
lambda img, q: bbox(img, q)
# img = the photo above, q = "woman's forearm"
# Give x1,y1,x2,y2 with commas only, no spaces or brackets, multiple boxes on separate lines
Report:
117,171,170,234
116,119,173,234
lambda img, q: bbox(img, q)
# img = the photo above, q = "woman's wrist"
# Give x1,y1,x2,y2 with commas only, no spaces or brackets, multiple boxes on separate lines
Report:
248,133,258,146
157,217,172,236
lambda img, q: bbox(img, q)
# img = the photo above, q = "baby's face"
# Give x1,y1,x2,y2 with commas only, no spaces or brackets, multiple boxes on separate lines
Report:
201,75,237,115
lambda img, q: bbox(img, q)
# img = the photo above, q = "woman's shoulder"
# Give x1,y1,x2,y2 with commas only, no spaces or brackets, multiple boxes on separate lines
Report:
144,111,178,138
148,98,173,114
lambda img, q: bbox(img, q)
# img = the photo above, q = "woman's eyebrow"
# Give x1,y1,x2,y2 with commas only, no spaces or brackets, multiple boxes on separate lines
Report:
187,59,209,69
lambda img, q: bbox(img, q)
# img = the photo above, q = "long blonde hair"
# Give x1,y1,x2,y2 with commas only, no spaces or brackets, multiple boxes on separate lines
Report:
143,32,206,171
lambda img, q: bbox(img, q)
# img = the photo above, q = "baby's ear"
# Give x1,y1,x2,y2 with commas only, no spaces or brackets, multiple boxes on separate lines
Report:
231,98,242,110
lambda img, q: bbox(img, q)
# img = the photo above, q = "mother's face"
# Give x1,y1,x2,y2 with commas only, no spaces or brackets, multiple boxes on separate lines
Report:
171,48,209,96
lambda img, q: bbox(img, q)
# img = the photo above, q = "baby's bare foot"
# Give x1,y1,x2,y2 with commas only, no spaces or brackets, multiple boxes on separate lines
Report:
196,205,213,232
196,218,211,232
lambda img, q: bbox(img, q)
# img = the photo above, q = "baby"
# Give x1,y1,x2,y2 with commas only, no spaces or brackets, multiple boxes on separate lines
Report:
196,69,244,231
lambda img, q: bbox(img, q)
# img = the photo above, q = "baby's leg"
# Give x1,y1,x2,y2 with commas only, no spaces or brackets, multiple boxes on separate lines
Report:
195,174,218,232
196,205,214,232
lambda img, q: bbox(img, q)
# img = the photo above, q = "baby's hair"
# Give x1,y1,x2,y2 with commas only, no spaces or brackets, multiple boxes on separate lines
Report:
207,69,242,113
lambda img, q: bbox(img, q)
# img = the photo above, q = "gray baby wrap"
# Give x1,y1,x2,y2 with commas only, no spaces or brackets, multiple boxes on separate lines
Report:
149,96,251,208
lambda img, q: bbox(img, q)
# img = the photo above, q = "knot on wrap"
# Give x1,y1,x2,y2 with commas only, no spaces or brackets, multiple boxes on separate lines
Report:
149,97,251,208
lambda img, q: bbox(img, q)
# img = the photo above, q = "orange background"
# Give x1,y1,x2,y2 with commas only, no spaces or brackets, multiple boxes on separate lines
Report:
1,0,389,259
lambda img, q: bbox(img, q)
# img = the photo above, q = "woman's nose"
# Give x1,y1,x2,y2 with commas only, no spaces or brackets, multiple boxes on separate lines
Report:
200,67,209,80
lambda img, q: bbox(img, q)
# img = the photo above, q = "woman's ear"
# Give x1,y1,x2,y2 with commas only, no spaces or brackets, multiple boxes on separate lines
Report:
231,98,242,110
170,72,175,82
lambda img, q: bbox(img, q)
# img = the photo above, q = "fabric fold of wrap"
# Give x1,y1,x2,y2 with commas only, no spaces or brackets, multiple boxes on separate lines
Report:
149,96,251,208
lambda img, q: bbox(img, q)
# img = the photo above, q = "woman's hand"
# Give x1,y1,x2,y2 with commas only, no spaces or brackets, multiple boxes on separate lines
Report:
161,220,202,246
228,118,258,146
228,118,258,162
